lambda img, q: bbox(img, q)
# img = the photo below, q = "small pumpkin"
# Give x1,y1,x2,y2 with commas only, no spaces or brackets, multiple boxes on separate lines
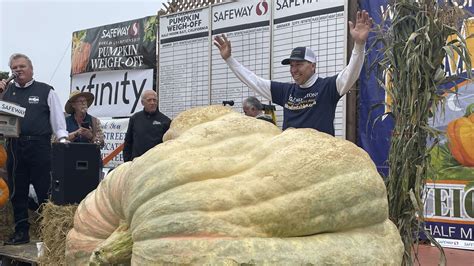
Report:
0,178,9,207
0,144,6,169
447,103,474,167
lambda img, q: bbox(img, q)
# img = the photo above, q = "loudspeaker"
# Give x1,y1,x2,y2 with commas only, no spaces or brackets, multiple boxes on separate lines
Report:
51,142,101,205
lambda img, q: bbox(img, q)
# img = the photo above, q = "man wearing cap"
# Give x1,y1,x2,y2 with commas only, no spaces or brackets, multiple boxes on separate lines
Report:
0,53,68,245
214,10,373,136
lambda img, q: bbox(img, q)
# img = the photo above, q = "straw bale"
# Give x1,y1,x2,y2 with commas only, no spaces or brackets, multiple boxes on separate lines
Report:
38,201,77,265
0,202,40,242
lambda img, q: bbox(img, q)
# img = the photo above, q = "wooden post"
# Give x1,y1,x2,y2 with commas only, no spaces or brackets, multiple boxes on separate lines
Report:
345,0,359,144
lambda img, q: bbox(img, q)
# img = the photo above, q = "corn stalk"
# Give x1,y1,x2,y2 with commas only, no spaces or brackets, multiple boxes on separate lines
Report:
370,0,472,265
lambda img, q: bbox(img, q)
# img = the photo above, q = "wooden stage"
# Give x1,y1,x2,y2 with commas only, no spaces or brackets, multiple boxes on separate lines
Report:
0,240,39,266
0,240,471,265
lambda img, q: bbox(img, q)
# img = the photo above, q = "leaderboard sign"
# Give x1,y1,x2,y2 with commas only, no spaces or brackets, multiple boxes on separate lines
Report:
159,8,210,118
210,0,271,113
158,0,347,137
71,16,158,117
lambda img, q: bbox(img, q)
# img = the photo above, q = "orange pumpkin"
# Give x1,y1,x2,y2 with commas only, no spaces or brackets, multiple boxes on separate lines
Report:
0,178,9,207
0,145,6,169
447,104,474,167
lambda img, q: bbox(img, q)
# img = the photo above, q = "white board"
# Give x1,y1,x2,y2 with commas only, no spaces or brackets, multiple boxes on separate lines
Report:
210,0,272,112
159,8,211,118
157,0,348,136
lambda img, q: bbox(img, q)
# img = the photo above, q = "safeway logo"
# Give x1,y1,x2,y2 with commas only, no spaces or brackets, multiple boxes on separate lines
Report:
256,0,269,16
129,22,139,37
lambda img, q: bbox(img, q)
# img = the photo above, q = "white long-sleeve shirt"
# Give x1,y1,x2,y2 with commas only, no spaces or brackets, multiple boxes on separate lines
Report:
225,42,366,100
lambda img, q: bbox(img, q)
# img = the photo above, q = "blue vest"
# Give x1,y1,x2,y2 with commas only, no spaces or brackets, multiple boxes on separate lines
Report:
65,113,94,143
3,81,53,136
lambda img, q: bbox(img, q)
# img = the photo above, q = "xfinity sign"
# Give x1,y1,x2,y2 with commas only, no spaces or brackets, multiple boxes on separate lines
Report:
71,69,153,117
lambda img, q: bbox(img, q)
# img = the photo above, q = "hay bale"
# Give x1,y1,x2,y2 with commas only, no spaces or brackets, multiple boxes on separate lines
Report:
0,202,40,242
0,169,40,241
38,201,77,265
0,202,14,239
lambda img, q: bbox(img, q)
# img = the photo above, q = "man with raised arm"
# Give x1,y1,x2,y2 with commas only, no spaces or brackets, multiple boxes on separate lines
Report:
214,10,373,136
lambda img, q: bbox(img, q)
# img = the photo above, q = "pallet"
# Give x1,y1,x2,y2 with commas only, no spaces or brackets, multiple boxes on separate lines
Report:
0,241,39,266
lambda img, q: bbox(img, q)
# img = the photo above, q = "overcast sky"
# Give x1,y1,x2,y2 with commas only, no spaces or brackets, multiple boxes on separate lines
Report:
0,0,166,105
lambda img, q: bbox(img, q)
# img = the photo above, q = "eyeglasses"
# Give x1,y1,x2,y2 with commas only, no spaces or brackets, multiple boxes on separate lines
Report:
75,99,88,104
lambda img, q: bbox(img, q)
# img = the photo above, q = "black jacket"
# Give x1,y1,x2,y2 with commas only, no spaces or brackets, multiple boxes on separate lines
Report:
123,109,171,162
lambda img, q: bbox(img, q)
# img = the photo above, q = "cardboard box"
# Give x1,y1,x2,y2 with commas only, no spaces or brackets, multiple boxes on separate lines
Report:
0,114,20,137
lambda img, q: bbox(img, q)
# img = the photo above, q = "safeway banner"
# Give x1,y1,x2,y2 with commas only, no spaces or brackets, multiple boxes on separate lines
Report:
71,16,157,75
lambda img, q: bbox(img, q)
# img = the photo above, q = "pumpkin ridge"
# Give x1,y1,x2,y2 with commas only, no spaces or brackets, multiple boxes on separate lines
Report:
130,171,387,240
132,214,268,241
131,220,401,265
91,187,120,231
125,149,278,221
74,198,114,239
92,179,121,228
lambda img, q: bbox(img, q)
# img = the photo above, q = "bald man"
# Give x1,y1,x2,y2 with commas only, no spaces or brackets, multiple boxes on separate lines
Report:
123,90,171,162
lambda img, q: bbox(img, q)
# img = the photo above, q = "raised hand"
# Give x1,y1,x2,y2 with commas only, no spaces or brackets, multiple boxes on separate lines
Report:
213,34,232,60
349,10,373,45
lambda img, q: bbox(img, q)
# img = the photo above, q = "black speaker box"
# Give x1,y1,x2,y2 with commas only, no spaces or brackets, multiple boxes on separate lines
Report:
51,142,101,205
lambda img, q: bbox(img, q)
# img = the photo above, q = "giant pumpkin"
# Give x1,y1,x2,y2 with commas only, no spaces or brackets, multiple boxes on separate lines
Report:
66,105,403,265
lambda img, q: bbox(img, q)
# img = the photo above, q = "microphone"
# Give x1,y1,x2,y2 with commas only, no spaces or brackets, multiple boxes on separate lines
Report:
222,100,234,106
4,72,17,84
0,72,17,93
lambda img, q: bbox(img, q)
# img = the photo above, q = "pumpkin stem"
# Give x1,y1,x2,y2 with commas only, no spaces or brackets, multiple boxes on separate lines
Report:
89,221,132,264
465,103,474,117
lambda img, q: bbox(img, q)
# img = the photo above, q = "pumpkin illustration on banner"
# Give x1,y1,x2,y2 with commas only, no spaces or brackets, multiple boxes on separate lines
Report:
447,103,474,167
